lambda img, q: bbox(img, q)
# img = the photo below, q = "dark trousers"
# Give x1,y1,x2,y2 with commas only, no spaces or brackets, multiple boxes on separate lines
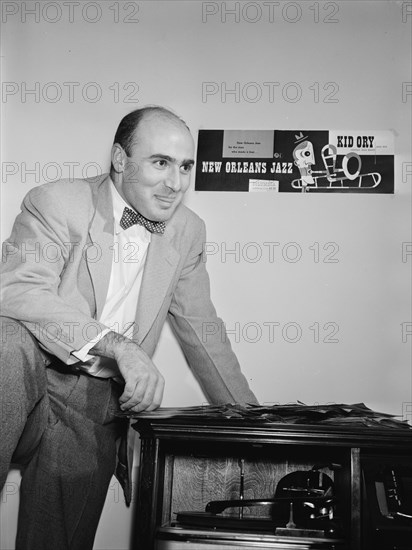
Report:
0,316,124,550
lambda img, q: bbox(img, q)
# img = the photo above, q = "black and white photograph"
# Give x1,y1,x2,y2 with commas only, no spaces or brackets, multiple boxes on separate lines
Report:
1,2,411,549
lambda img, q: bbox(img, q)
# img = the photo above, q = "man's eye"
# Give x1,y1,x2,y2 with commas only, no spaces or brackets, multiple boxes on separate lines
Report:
155,160,167,168
181,164,193,173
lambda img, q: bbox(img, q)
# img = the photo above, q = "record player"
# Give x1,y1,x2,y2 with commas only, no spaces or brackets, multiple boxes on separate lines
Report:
129,407,412,550
175,463,343,539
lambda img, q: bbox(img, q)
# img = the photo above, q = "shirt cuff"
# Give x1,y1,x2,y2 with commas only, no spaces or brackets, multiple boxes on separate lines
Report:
71,328,111,363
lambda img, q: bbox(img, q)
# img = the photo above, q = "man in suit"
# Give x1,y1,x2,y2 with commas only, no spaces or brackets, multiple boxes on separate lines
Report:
0,106,257,549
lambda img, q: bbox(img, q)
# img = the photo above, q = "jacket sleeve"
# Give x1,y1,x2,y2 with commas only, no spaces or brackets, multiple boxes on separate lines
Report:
0,185,107,363
167,219,258,406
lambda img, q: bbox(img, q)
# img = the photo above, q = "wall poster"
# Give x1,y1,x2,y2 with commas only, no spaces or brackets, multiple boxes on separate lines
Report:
195,130,394,193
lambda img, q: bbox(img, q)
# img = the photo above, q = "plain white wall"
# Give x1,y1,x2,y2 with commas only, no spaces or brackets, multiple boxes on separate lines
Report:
1,1,411,548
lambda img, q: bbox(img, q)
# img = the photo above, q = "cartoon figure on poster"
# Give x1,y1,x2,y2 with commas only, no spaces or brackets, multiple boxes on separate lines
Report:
292,133,381,192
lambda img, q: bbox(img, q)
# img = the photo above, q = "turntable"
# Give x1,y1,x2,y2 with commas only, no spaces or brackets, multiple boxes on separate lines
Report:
175,463,343,540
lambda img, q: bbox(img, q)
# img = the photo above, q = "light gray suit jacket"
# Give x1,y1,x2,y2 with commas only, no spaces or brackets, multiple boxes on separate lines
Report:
1,174,256,405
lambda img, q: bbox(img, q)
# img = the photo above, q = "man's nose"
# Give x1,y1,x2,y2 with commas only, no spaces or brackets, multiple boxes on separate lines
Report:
164,167,181,192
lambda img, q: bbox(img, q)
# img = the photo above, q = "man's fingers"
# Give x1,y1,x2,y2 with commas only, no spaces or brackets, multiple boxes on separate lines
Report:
119,371,149,406
139,375,165,412
120,380,148,410
120,370,164,411
115,341,164,411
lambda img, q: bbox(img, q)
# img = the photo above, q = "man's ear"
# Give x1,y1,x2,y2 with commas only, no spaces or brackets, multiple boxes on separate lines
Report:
111,143,126,173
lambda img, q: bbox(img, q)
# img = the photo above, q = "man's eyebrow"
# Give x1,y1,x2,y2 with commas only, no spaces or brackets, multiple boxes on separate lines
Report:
148,154,195,165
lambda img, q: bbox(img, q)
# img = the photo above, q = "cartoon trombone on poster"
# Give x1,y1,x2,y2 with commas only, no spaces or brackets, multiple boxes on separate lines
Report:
291,133,381,192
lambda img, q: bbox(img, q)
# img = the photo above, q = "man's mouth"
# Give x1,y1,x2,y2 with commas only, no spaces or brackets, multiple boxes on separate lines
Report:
155,195,175,204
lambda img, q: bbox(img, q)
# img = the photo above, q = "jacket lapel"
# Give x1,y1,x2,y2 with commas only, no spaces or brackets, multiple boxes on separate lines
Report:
134,230,180,344
86,176,114,320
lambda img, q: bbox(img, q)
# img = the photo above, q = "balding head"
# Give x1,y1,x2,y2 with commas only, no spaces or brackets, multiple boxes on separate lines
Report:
113,106,190,158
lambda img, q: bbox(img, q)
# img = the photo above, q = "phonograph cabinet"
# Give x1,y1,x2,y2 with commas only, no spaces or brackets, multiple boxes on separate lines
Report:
130,415,412,550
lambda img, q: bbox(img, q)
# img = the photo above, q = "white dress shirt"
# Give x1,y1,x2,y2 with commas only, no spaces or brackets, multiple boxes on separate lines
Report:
71,179,151,378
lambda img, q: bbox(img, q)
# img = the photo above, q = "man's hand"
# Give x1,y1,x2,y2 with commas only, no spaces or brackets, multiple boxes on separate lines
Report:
115,340,164,412
90,331,164,413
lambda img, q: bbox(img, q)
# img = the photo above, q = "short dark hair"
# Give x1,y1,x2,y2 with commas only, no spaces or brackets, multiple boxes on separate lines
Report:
113,106,189,157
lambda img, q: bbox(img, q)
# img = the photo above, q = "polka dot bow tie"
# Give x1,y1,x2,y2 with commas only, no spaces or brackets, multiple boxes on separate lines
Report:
120,206,166,234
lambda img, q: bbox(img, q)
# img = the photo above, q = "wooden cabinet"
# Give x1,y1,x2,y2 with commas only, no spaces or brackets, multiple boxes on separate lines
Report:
130,418,412,550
